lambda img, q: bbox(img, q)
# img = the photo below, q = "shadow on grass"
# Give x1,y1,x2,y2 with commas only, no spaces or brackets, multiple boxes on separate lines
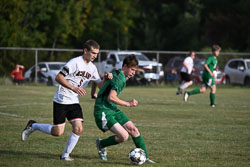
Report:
0,150,129,165
0,150,59,160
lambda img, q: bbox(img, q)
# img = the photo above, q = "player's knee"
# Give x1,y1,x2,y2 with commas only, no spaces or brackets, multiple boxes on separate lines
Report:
51,129,64,136
129,126,140,138
51,127,64,136
73,126,83,135
200,88,206,93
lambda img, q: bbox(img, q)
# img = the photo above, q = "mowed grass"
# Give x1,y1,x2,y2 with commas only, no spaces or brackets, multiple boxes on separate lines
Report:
0,85,250,167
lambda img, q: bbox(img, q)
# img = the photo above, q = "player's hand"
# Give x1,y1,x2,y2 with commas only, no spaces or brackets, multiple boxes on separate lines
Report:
128,99,138,107
91,93,98,99
72,87,86,96
105,72,113,80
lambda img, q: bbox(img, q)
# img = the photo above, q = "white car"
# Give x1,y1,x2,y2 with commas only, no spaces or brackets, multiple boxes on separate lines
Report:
224,58,250,86
24,62,66,86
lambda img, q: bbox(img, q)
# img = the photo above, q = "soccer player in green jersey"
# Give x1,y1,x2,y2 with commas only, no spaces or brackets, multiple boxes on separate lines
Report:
94,55,155,163
184,44,221,107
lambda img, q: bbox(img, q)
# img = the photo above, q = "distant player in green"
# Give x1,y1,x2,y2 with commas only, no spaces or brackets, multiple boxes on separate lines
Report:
184,44,221,107
94,55,155,163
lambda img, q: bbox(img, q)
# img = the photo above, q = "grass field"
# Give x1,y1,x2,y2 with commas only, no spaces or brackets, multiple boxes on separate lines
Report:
0,84,250,167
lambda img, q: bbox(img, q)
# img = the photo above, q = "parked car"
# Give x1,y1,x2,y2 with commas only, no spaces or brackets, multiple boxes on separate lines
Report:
165,56,225,84
94,51,164,83
24,62,66,86
224,58,250,86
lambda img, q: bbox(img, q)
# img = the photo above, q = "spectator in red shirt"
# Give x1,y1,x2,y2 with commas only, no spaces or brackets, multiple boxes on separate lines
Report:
10,64,25,85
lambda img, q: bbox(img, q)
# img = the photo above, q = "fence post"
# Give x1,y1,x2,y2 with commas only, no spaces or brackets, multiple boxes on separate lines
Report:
156,52,160,85
35,49,38,83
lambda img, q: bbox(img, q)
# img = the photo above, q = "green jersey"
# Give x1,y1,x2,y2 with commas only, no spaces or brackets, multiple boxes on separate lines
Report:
94,70,126,112
202,55,217,79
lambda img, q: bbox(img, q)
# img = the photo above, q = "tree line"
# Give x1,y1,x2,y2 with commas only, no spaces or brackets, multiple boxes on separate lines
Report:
0,0,250,76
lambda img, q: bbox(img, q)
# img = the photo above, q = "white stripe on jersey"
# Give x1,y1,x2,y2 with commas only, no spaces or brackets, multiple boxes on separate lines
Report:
54,56,102,104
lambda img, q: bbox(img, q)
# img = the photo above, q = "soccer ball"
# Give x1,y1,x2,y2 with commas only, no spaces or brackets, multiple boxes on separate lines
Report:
129,148,147,165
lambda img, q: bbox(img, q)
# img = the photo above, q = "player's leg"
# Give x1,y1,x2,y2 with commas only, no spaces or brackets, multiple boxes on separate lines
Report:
60,104,83,161
123,121,148,157
123,120,155,163
177,73,185,95
96,123,127,161
95,110,129,160
21,104,66,142
61,120,83,161
210,84,216,107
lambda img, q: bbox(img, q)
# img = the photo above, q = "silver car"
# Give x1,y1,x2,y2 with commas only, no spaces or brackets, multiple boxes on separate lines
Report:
224,58,250,86
24,62,66,86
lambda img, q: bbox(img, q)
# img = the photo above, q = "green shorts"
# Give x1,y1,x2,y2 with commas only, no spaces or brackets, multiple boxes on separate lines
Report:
94,109,130,132
202,75,215,86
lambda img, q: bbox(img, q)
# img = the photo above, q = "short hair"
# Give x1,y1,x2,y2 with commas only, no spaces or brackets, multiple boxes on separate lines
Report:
212,44,221,52
83,39,100,51
122,54,138,68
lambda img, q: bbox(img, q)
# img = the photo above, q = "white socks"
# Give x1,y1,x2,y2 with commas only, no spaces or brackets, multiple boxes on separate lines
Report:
180,83,188,90
32,123,53,134
61,132,80,158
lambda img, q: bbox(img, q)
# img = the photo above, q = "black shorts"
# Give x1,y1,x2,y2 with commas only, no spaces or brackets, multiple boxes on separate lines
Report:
180,72,192,82
53,102,84,125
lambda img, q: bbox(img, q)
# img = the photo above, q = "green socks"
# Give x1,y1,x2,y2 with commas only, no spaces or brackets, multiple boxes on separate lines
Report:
100,135,119,148
100,135,149,159
188,88,200,95
132,135,149,158
210,93,215,105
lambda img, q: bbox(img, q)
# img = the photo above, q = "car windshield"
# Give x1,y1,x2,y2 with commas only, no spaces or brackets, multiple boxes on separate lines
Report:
118,54,149,61
246,61,250,69
48,63,65,70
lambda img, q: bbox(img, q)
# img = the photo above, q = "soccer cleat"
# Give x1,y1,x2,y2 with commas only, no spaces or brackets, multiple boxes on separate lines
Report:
211,104,216,107
22,120,36,141
146,158,156,164
60,156,74,161
184,91,189,102
96,139,107,161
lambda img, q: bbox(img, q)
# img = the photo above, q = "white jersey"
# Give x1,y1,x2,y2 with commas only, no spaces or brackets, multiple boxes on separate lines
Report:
180,56,194,74
54,56,101,104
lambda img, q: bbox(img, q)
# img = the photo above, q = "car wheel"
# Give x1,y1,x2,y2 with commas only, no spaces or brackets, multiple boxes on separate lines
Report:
244,77,250,87
47,77,53,86
225,76,231,85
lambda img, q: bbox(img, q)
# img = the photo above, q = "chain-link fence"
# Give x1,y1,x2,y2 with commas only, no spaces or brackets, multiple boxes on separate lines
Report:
1,47,250,85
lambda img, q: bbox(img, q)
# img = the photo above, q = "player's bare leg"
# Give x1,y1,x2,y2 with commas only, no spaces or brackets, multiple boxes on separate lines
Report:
61,120,82,161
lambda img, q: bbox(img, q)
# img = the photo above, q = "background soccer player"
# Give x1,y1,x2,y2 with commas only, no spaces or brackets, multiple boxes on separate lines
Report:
184,45,221,107
21,39,112,161
176,51,196,95
94,54,155,163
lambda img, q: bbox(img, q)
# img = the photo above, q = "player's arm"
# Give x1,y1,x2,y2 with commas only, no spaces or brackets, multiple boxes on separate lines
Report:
108,89,138,107
91,72,113,99
55,73,86,96
96,72,113,89
17,64,25,69
91,82,98,99
204,64,214,77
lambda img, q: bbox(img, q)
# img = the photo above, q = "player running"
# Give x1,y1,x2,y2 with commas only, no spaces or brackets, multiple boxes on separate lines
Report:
176,51,196,95
184,44,221,107
21,40,112,161
94,54,155,163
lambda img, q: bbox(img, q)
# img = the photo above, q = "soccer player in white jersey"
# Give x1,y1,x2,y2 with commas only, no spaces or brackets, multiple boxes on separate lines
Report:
21,40,112,161
176,51,196,95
